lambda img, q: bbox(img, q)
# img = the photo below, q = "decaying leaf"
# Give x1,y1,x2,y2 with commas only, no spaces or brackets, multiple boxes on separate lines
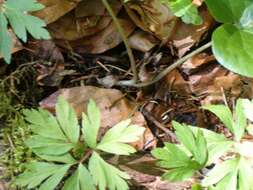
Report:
39,86,155,150
125,0,177,41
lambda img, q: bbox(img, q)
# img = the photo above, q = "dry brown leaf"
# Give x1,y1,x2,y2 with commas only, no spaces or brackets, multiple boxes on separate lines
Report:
125,0,177,41
39,86,155,150
170,8,214,57
34,0,81,24
55,12,135,54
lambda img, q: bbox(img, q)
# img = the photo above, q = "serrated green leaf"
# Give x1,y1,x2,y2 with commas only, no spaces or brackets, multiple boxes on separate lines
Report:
63,164,95,190
234,99,247,141
56,96,80,144
162,0,202,25
36,153,76,164
212,23,253,78
202,158,239,187
162,167,196,182
0,12,12,63
97,119,145,155
15,162,70,189
88,152,129,190
204,0,252,23
82,99,101,148
202,104,234,133
26,135,75,155
23,108,66,140
3,0,50,42
152,143,193,169
173,121,207,165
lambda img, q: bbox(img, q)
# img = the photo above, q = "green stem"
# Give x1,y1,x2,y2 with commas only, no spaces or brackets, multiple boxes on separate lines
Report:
102,0,138,82
117,41,212,87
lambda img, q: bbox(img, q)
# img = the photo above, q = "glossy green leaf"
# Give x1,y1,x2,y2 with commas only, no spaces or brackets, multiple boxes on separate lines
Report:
212,24,253,78
15,162,70,190
162,0,202,25
202,104,234,133
97,119,145,155
56,96,80,144
240,3,253,33
88,152,130,190
0,12,12,63
82,99,101,148
204,0,252,23
63,164,95,190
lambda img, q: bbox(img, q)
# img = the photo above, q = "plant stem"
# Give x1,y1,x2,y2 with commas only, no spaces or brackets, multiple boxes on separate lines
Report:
79,149,93,164
117,41,212,87
102,0,138,82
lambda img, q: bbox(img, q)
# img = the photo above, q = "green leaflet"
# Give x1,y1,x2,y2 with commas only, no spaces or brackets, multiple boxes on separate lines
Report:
82,99,101,148
97,119,145,155
15,162,70,190
161,0,202,25
0,0,50,63
0,12,12,63
63,164,95,190
89,152,130,190
56,96,80,144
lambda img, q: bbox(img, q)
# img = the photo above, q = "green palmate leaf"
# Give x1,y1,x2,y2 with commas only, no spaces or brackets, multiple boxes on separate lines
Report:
56,96,80,144
15,162,70,190
97,119,145,155
23,108,66,140
162,0,202,25
0,12,12,63
162,167,196,182
63,164,95,190
82,99,101,148
37,154,76,164
234,99,247,141
25,135,75,155
3,0,50,42
172,121,208,166
212,24,253,78
202,158,239,187
204,0,252,23
202,104,234,133
189,126,234,165
88,152,130,190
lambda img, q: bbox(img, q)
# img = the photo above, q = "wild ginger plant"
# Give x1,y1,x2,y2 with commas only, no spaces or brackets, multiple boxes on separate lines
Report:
15,97,145,190
152,99,253,190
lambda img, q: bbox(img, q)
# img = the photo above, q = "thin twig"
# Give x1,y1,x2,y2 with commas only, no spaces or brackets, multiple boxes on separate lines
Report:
117,42,212,87
102,0,138,82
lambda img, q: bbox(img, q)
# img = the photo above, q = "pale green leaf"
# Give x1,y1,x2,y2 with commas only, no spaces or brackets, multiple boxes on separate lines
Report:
26,135,74,155
202,158,239,186
195,130,208,165
63,164,95,190
238,158,253,190
82,99,101,148
162,167,196,182
23,108,66,140
234,99,247,141
97,119,145,155
88,152,129,190
15,162,70,189
202,104,234,133
0,12,12,63
240,3,253,32
242,99,253,122
56,96,80,144
36,153,76,164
